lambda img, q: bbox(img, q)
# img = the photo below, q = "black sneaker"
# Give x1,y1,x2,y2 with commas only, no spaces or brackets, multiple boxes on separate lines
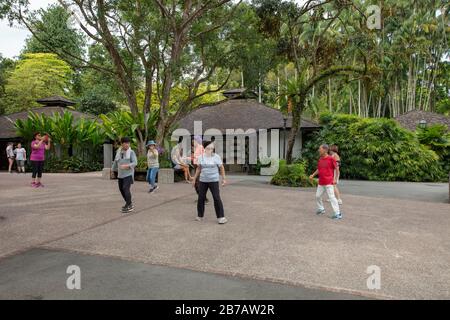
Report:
122,205,134,213
148,187,154,193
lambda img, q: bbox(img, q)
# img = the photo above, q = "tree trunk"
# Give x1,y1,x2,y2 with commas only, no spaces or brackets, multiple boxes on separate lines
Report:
328,78,332,111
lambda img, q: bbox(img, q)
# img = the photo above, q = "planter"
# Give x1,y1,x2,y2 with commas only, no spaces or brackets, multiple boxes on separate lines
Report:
158,168,175,184
134,170,147,181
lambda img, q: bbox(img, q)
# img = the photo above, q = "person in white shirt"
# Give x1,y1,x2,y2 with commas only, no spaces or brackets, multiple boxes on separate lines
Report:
14,143,27,173
192,141,227,224
6,142,15,173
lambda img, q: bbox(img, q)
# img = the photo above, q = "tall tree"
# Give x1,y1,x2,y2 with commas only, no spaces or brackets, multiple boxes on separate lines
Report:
0,55,15,114
6,0,249,154
2,53,73,114
253,0,366,163
22,4,86,62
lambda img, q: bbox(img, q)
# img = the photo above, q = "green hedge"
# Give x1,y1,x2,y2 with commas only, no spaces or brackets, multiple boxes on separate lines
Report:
271,159,317,187
416,124,450,174
302,113,445,182
42,156,103,173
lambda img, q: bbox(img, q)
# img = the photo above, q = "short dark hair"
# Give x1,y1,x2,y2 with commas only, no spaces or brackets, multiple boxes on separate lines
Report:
330,144,339,154
33,132,40,139
121,137,131,143
203,140,214,149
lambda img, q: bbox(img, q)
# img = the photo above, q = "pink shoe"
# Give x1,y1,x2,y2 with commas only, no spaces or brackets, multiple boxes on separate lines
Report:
31,182,36,187
35,182,44,188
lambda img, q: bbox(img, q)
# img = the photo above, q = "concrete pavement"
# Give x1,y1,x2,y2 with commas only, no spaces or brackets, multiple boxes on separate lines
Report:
0,248,364,300
0,172,449,299
228,175,449,203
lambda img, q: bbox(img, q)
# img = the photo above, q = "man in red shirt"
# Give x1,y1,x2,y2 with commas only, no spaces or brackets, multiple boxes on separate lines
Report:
309,144,342,219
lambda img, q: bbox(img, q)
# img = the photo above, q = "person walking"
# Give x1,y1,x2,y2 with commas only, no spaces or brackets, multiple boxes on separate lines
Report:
6,142,15,173
329,144,343,205
14,143,27,173
146,140,160,193
309,144,342,220
30,133,51,188
112,137,138,213
192,141,227,224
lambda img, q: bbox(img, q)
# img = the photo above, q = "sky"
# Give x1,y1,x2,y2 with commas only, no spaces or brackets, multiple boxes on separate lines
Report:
0,0,57,59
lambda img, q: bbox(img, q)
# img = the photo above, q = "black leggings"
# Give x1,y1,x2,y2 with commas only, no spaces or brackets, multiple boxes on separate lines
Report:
197,181,224,218
118,176,133,206
31,161,44,178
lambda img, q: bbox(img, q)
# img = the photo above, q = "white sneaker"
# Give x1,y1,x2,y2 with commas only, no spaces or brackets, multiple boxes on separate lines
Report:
195,217,203,221
218,217,228,224
338,199,343,205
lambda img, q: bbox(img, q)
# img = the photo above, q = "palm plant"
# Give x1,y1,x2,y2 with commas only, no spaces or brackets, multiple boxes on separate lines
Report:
50,111,77,157
99,109,158,155
15,111,52,141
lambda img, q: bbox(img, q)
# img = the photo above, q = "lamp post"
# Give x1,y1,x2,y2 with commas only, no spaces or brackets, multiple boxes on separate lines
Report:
419,119,427,129
283,116,287,159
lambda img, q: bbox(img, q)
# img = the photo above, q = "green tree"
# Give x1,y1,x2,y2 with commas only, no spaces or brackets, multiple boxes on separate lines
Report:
20,4,86,96
3,53,74,113
0,55,15,114
6,0,250,155
253,0,366,163
77,90,118,116
22,4,86,64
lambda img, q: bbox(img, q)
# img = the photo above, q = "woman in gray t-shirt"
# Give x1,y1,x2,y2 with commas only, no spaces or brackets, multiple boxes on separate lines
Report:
192,141,227,224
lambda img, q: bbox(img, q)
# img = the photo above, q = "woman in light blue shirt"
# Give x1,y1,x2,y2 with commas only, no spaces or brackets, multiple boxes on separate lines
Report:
192,141,227,224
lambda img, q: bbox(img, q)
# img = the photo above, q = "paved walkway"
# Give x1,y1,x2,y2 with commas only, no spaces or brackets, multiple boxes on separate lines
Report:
0,248,363,300
228,175,449,203
0,172,449,299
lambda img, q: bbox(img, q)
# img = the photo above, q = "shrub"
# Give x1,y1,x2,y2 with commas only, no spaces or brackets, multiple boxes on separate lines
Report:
136,155,148,172
271,160,317,187
416,124,450,173
302,113,444,182
44,156,102,173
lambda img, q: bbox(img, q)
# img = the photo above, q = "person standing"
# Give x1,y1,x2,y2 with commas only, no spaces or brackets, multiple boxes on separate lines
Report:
6,142,15,173
112,137,137,213
14,143,27,173
329,144,343,205
30,133,51,188
146,140,160,193
192,141,227,224
192,135,209,203
309,144,342,220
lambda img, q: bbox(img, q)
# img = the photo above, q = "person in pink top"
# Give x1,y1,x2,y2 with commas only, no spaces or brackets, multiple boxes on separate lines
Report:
30,132,51,188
